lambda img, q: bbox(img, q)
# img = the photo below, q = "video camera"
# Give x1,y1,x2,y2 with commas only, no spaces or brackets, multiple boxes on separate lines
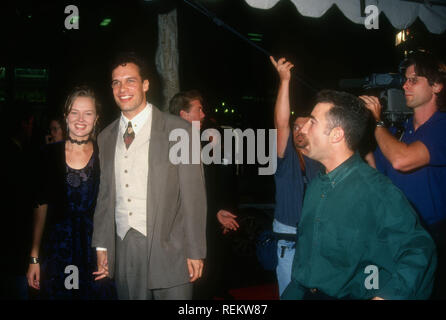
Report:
339,73,413,125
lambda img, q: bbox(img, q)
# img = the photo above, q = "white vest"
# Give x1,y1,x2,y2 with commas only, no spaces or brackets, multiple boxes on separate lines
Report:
114,108,152,240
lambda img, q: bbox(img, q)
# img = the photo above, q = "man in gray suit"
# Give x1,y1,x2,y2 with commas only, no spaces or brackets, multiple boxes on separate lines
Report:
92,52,207,300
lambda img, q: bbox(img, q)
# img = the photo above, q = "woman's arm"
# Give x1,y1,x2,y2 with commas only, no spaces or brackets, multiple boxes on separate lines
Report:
26,204,48,290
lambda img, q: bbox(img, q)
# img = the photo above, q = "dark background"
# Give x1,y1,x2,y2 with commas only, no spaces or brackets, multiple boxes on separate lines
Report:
1,0,446,203
2,0,445,124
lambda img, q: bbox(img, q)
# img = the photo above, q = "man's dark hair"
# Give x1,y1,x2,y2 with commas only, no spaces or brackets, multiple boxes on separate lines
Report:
110,51,150,80
315,89,371,151
401,51,446,110
169,90,203,116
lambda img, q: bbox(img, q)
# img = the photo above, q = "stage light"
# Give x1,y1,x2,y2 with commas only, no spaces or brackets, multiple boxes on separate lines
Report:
395,29,407,46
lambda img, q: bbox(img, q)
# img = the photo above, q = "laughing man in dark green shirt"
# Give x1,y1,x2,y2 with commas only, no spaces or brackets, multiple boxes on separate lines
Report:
282,89,437,300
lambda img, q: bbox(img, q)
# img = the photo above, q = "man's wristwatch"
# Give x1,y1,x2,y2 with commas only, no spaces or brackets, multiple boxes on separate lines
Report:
376,120,386,128
29,257,40,264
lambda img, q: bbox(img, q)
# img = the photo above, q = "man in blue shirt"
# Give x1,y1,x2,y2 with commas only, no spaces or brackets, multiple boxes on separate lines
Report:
270,57,321,296
361,51,446,299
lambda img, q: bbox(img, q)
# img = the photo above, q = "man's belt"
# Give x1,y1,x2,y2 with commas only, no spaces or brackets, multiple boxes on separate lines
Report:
272,232,297,242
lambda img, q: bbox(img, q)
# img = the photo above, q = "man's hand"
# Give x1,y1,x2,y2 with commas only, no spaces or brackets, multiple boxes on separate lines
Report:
270,56,294,82
359,95,382,121
187,258,203,282
93,250,109,280
217,209,239,234
27,264,40,290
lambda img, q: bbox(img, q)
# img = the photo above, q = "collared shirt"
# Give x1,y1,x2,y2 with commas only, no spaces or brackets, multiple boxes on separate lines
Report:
283,153,436,300
374,111,446,226
119,103,151,136
115,103,152,239
274,133,322,227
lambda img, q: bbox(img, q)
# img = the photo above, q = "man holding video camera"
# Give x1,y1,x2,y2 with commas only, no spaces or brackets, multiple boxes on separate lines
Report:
360,51,446,299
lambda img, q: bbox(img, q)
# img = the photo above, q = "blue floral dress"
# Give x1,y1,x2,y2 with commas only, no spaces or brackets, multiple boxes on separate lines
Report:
39,149,116,300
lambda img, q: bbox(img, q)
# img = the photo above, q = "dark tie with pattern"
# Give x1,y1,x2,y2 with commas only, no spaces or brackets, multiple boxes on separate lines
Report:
123,121,135,149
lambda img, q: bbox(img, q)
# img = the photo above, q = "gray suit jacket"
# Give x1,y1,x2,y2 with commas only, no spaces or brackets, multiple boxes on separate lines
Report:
92,105,207,289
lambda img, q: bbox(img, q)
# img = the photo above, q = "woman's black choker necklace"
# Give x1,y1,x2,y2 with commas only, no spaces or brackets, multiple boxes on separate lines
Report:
68,137,91,145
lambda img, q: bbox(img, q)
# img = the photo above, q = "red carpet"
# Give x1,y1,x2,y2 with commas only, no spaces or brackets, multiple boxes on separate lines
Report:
228,283,279,300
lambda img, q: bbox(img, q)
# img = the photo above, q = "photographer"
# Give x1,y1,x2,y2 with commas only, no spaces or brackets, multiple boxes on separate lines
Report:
360,51,446,299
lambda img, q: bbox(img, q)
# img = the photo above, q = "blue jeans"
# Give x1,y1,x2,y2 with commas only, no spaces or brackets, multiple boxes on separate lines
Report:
273,219,296,298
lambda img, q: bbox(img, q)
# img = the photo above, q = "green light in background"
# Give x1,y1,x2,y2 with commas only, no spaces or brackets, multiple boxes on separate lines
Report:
231,109,235,113
221,102,225,106
224,109,229,113
215,108,218,112
291,111,295,115
248,33,263,43
247,33,263,38
70,16,79,24
100,18,112,27
14,68,48,80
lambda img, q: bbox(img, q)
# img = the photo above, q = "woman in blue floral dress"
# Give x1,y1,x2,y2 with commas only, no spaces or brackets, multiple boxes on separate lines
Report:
27,86,116,299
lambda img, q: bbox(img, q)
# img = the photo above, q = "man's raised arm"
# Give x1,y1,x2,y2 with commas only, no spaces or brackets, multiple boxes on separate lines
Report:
270,56,294,158
360,95,430,172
